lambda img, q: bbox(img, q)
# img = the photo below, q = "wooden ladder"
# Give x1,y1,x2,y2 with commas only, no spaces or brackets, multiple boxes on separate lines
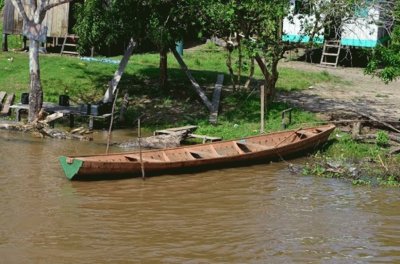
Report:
61,34,79,56
320,40,341,67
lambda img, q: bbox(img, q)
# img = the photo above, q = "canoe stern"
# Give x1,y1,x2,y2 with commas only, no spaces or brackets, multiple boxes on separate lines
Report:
59,156,83,180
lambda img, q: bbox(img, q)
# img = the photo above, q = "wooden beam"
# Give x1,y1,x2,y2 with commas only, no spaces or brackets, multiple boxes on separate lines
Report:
0,91,7,105
171,48,213,111
103,38,137,103
209,74,224,124
0,93,15,116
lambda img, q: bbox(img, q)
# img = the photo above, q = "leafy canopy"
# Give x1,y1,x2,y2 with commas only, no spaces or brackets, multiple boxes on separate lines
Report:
365,1,400,83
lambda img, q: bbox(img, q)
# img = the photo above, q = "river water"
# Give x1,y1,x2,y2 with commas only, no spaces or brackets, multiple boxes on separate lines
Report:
0,130,399,263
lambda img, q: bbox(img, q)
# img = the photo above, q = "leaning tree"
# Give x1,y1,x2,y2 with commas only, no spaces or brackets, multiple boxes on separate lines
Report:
10,0,74,122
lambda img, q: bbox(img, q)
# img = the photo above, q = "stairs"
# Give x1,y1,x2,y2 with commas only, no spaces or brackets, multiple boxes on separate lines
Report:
60,34,79,56
320,40,341,67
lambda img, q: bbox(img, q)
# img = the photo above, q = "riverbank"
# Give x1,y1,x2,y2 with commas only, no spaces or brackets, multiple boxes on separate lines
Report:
1,42,399,186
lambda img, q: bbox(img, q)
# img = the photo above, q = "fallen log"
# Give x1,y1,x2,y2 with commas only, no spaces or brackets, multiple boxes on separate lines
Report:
353,111,400,133
389,147,400,155
0,121,92,141
118,131,188,149
354,133,400,148
355,133,400,144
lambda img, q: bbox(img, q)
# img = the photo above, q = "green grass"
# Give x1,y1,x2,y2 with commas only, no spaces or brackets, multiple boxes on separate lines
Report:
0,41,339,137
0,20,25,51
303,131,400,187
0,43,340,103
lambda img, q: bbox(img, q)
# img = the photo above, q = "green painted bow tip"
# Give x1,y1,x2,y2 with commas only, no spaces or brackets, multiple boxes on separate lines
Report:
59,156,83,180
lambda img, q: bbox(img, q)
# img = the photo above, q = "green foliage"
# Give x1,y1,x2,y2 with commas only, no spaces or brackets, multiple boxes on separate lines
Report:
0,0,4,10
302,130,400,187
74,0,204,54
365,1,400,83
376,130,390,147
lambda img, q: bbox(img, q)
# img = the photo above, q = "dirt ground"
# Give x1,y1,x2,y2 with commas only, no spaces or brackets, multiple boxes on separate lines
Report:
278,61,400,126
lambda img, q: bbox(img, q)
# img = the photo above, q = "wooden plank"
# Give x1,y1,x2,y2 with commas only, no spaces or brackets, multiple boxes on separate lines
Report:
1,93,15,115
236,141,271,151
209,74,224,124
43,112,64,123
125,154,163,163
296,130,317,138
0,92,7,103
154,125,198,135
188,149,220,159
171,48,213,111
189,134,222,142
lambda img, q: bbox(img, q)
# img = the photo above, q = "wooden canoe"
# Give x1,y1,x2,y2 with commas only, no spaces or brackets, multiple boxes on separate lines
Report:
59,124,335,180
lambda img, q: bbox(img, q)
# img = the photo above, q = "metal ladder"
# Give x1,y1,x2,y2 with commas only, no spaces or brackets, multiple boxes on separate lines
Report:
320,40,341,67
60,34,79,56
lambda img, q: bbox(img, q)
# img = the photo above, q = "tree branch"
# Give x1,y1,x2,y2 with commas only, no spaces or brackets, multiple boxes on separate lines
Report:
10,0,31,22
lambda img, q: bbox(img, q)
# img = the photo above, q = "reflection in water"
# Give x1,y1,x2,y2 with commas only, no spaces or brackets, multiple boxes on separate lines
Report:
0,130,399,263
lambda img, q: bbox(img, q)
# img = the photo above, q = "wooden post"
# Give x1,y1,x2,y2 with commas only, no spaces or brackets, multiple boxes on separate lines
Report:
209,74,224,125
138,118,145,180
106,88,120,154
260,85,265,134
2,34,8,51
119,92,129,124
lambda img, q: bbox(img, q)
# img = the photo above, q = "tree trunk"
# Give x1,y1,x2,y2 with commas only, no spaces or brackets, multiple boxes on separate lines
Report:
28,39,43,122
160,47,168,91
267,60,279,101
244,57,255,90
255,54,279,102
237,36,242,90
226,46,236,92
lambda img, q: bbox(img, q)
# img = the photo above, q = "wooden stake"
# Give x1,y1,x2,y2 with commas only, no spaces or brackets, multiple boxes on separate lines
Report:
260,85,265,134
106,89,119,154
138,118,145,180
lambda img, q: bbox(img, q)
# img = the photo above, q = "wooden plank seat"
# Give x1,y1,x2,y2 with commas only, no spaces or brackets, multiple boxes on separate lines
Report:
125,154,163,162
188,149,221,159
296,130,318,139
236,141,272,152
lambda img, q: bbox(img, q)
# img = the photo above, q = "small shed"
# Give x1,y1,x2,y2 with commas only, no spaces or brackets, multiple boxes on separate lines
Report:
2,0,71,50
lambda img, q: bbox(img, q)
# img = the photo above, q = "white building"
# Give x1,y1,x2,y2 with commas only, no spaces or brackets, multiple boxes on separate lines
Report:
282,0,389,47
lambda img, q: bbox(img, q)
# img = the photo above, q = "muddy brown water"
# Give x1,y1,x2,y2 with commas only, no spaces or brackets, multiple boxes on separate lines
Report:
0,130,399,263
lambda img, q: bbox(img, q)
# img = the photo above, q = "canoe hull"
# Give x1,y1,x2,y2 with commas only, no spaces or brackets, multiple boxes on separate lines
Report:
59,124,335,180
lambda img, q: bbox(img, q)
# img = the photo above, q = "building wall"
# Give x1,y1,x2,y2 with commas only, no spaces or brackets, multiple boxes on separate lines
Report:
2,0,69,37
282,0,388,48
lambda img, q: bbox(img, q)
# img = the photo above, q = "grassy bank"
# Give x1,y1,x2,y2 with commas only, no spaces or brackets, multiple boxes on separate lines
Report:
303,131,400,187
0,42,337,129
2,34,398,186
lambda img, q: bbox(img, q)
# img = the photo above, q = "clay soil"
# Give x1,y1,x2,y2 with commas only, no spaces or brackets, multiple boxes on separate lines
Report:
278,61,400,126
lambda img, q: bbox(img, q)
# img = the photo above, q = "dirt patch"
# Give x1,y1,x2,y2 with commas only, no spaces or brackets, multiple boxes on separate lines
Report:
278,61,400,125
